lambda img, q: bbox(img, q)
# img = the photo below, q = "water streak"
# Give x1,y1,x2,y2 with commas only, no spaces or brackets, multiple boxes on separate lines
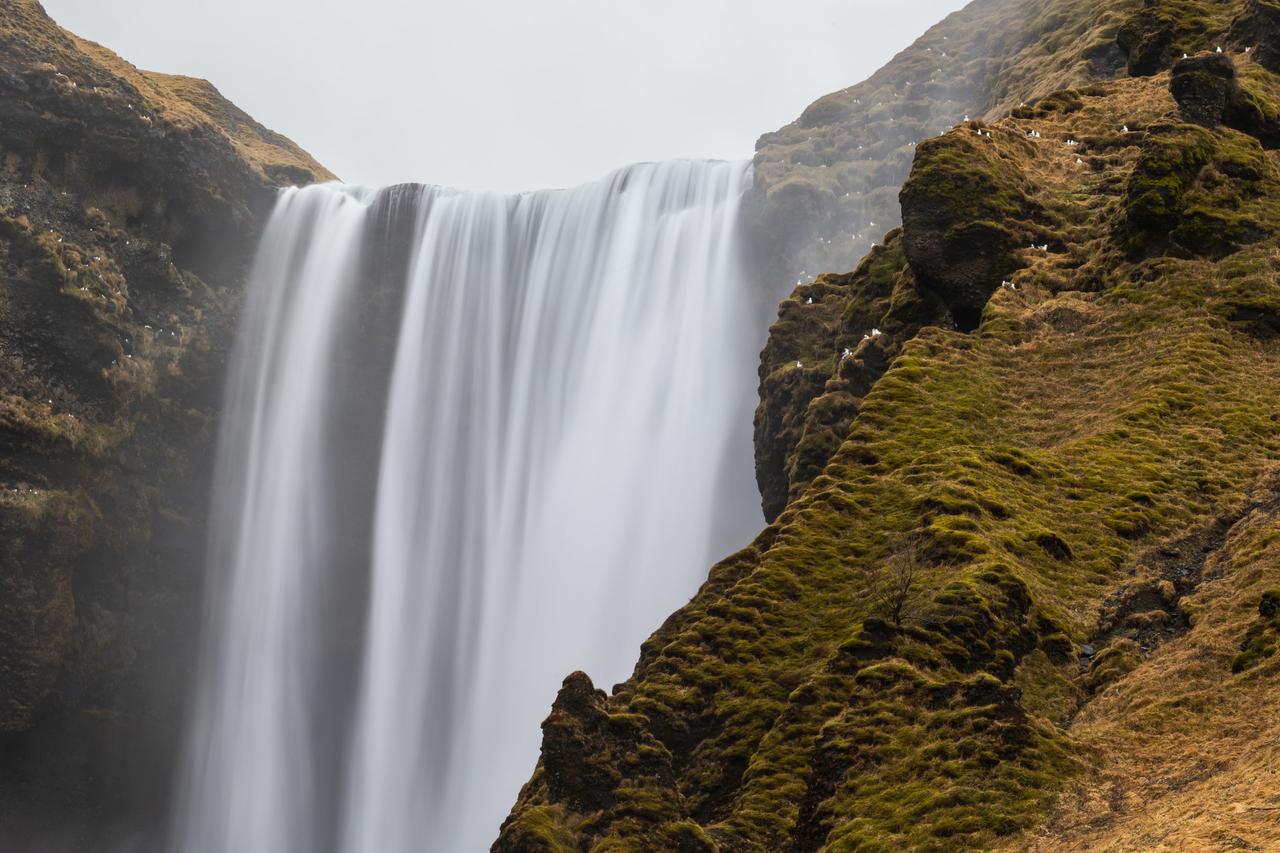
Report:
174,160,760,852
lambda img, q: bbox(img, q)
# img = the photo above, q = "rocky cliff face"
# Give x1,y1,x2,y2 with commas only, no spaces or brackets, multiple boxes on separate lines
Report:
0,1,331,845
500,1,1280,849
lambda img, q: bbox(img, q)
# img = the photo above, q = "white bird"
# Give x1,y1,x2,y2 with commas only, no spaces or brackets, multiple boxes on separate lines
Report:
806,297,813,305
1122,125,1129,132
842,348,853,359
796,361,803,368
1183,53,1189,59
1246,46,1252,54
869,221,876,227
1216,46,1223,53
870,328,883,337
1077,157,1084,164
1039,244,1049,251
964,115,970,122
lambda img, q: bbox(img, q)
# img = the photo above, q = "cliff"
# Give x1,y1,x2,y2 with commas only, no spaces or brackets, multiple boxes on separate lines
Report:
0,0,331,845
499,0,1280,849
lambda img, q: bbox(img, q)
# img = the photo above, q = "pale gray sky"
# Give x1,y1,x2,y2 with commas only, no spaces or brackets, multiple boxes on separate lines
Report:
43,0,969,192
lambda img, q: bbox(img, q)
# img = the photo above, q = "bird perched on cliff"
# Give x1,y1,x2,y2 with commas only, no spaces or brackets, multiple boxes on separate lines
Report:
806,297,813,305
1217,46,1223,53
1122,125,1129,132
796,361,803,368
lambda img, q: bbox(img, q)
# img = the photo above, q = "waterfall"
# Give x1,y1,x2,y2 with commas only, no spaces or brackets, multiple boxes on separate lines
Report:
172,160,762,852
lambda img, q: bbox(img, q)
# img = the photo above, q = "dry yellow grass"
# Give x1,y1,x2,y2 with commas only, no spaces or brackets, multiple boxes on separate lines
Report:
1009,472,1280,852
0,0,334,185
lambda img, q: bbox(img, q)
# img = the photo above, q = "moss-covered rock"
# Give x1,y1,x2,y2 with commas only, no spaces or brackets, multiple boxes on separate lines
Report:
899,129,1038,330
1171,52,1240,125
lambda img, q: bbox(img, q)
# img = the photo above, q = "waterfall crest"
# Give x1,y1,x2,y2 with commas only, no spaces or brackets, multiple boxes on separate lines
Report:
174,160,760,852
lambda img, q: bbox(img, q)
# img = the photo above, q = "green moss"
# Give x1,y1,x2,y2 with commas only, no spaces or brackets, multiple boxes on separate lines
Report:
1231,589,1280,672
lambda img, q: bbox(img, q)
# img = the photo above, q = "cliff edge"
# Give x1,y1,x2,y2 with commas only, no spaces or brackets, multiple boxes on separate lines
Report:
0,1,331,845
500,1,1280,849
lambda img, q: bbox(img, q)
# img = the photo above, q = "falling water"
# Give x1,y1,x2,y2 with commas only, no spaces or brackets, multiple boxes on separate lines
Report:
173,160,761,852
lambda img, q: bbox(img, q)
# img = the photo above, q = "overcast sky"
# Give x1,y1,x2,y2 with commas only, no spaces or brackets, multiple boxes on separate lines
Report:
43,0,968,192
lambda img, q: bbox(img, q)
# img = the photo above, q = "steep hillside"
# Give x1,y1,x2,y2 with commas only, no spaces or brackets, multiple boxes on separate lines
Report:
499,1,1280,850
0,0,331,845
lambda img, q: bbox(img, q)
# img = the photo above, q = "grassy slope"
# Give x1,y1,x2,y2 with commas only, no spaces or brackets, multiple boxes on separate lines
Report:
499,1,1280,850
0,0,334,184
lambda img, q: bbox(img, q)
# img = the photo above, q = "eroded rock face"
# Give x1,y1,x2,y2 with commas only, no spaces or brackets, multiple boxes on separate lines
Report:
752,232,949,522
1117,0,1184,77
1172,53,1240,125
899,130,1034,331
1231,0,1280,72
0,0,330,844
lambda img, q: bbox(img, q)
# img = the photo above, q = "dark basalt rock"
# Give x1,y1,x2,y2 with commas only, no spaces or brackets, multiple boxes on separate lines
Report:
1118,1,1181,77
1231,0,1280,72
1171,53,1239,126
538,672,623,813
899,132,1033,332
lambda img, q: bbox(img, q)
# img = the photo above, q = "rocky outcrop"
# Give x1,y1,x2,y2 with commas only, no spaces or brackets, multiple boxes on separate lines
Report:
0,1,330,845
898,127,1039,330
1231,0,1280,72
1171,53,1242,126
753,232,949,521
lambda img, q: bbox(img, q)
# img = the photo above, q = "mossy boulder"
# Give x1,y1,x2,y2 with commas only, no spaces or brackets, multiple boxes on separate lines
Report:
899,132,1034,331
1171,53,1239,126
1117,0,1232,76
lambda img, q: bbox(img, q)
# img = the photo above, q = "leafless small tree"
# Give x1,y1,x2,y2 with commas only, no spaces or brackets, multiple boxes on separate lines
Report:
868,540,923,628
